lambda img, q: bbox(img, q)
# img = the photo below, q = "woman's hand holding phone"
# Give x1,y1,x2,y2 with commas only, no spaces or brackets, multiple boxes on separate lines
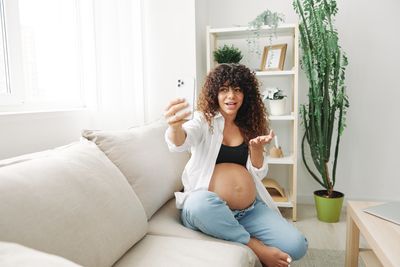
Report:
165,98,191,146
164,98,192,129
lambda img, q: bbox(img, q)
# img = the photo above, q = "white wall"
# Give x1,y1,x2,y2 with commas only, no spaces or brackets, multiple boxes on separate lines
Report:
0,110,91,159
205,0,400,202
142,0,197,122
195,0,209,93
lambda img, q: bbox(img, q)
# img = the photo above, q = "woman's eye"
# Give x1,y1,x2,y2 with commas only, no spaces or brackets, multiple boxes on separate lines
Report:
234,88,242,93
220,87,228,92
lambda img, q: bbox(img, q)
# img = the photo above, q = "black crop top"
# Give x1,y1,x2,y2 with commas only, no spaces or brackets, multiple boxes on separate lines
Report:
215,143,249,167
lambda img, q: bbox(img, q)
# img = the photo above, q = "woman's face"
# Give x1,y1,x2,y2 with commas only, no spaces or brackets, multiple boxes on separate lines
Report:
217,84,244,118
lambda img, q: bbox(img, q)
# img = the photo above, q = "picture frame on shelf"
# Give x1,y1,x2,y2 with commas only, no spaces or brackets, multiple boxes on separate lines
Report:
260,44,287,71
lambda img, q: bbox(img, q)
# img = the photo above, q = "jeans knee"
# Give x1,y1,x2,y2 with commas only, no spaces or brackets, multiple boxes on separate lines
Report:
184,191,221,217
285,233,308,260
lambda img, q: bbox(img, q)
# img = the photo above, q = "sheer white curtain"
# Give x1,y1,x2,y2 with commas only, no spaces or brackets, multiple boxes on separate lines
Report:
92,0,144,129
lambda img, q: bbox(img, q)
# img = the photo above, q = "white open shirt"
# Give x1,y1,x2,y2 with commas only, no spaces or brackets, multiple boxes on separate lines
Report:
165,111,280,215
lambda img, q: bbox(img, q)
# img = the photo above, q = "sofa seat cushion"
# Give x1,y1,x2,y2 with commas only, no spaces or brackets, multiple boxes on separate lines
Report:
148,199,213,240
148,199,261,267
113,235,254,267
0,140,148,267
82,119,190,219
0,242,82,267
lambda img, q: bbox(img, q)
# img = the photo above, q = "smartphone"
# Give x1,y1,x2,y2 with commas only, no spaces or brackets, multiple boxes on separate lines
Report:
175,77,195,120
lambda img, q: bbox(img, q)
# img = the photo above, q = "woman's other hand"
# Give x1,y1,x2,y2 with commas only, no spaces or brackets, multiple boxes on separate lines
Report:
164,98,192,129
249,130,275,151
248,130,274,168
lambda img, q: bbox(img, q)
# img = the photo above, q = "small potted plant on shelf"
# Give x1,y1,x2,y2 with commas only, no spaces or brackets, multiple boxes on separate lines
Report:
247,10,285,56
213,44,243,64
263,87,287,116
294,0,349,223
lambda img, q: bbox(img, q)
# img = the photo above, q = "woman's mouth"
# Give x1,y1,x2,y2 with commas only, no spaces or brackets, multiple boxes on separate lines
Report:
225,102,237,110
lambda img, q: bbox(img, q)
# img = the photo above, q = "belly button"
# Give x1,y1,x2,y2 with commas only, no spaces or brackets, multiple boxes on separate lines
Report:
234,185,243,192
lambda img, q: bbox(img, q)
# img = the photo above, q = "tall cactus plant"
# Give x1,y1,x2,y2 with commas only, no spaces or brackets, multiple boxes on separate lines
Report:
293,0,349,197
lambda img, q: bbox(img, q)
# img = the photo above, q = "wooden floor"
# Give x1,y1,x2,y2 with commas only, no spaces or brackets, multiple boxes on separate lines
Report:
281,204,369,251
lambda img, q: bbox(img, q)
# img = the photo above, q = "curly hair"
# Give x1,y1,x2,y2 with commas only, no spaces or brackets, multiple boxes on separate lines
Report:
197,63,269,143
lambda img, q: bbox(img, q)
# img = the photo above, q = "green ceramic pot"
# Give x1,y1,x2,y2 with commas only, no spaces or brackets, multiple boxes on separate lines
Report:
314,190,344,223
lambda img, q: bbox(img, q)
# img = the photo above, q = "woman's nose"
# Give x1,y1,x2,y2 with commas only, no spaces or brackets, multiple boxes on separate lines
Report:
227,89,235,97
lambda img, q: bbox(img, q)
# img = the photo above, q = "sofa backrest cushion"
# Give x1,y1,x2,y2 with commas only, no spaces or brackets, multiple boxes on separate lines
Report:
0,140,148,267
82,120,189,219
0,242,82,267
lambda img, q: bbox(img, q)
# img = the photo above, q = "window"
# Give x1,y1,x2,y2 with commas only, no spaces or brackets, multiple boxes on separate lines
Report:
0,0,10,96
0,0,94,113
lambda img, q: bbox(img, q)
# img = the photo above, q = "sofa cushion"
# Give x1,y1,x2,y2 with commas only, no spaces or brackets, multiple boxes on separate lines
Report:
0,140,148,267
0,242,82,267
82,119,190,219
148,199,261,267
113,235,254,267
148,199,213,240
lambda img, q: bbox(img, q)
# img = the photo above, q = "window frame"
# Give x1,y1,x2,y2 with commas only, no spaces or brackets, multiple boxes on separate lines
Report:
0,0,10,95
0,0,95,113
0,0,24,106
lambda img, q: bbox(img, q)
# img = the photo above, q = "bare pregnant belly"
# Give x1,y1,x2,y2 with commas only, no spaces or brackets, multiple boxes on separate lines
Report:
208,163,256,210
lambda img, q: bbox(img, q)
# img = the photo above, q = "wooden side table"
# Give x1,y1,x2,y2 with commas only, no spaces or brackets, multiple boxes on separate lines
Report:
345,201,400,267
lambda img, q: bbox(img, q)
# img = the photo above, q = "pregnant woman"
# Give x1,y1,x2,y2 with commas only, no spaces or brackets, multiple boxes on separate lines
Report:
165,64,307,267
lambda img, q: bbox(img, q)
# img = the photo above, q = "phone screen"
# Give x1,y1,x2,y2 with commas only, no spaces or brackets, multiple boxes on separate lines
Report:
175,77,195,120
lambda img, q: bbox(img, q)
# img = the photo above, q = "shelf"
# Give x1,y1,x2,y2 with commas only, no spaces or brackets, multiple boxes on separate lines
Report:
359,250,383,267
276,199,294,208
207,23,299,221
275,192,294,208
256,70,296,76
208,24,297,38
269,113,295,121
267,154,295,165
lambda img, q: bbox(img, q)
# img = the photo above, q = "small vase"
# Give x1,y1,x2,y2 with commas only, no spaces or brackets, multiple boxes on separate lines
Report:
268,98,286,116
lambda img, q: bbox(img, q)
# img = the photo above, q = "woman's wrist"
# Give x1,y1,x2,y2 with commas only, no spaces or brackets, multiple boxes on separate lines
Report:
169,125,183,133
249,145,264,154
168,126,186,146
249,148,264,168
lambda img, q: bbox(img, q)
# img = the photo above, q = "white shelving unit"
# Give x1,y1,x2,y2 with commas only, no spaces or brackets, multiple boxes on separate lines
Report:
207,24,299,220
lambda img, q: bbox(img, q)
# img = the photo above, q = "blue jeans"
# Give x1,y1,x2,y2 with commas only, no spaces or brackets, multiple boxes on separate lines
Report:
181,191,308,260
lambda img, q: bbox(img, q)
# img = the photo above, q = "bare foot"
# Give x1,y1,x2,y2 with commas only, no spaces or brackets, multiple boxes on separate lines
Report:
247,238,291,267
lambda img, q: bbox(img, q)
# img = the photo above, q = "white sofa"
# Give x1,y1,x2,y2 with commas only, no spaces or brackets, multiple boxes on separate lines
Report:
0,120,262,267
